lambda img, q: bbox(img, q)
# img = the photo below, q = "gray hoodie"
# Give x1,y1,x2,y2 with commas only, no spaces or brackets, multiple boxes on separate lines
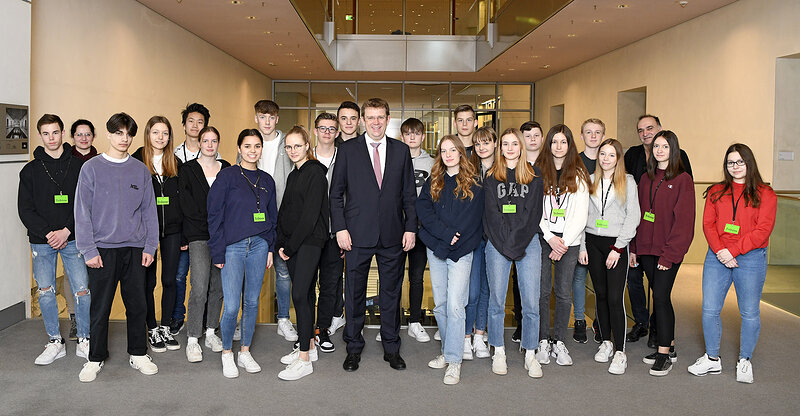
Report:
580,173,641,252
411,150,434,197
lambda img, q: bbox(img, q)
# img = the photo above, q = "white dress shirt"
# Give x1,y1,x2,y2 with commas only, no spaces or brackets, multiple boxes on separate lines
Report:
365,135,387,177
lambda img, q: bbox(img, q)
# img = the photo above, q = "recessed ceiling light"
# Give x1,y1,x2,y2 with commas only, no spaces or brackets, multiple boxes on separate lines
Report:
508,68,515,71
593,19,603,23
292,58,300,62
531,55,539,59
520,61,528,64
263,31,272,35
268,62,276,66
567,33,577,37
540,64,551,69
246,16,257,20
274,43,283,46
499,74,505,77
547,45,556,49
287,52,294,56
617,4,629,8
231,0,242,4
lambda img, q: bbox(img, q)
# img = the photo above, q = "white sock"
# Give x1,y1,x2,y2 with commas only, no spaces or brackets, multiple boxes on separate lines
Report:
188,336,199,345
494,345,506,356
206,328,216,337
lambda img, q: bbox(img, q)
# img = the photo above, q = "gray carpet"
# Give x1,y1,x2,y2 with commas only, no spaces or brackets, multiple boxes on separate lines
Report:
2,264,799,415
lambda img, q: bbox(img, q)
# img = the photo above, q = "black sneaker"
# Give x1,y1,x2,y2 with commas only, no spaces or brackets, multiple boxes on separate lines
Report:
68,314,78,341
511,325,522,343
647,327,658,349
649,353,673,376
591,320,602,343
160,326,180,351
316,331,335,353
625,322,648,342
169,319,184,336
642,348,677,365
148,328,166,353
572,320,587,343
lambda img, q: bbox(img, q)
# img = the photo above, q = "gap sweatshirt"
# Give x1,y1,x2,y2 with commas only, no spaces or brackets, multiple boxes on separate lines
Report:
483,167,544,261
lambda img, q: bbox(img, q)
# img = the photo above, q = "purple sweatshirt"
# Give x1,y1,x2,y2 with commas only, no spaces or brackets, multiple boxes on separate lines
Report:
74,154,159,260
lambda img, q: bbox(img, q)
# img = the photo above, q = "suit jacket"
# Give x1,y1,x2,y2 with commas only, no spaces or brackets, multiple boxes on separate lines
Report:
329,134,417,248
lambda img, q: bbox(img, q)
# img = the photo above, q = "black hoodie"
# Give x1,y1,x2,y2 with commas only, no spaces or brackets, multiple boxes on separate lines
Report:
18,143,83,244
178,158,231,243
132,147,183,238
276,159,329,257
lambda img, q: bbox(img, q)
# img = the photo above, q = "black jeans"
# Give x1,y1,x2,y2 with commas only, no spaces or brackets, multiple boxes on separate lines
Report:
627,264,655,328
145,232,181,329
316,236,344,331
403,236,427,323
639,255,681,347
586,234,628,351
88,247,148,362
511,264,522,325
288,245,323,352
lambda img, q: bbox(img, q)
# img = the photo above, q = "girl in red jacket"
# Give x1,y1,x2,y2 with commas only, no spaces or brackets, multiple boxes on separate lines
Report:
630,130,694,377
688,143,776,384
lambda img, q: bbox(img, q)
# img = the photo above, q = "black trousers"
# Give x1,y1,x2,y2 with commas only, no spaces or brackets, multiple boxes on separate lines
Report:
343,243,404,354
88,247,148,362
402,236,427,323
586,234,628,351
511,264,522,325
316,236,344,331
627,263,656,328
639,255,681,347
145,232,181,329
288,245,323,352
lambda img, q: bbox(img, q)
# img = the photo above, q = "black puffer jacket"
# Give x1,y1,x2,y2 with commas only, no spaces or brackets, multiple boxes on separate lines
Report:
132,147,183,238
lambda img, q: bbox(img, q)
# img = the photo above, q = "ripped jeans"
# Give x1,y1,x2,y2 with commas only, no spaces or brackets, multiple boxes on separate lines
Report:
31,241,91,339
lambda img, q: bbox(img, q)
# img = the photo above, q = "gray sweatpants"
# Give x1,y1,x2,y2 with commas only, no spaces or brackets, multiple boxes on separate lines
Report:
186,240,223,338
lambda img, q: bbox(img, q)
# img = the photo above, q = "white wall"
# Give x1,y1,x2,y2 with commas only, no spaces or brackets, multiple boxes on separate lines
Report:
0,0,33,323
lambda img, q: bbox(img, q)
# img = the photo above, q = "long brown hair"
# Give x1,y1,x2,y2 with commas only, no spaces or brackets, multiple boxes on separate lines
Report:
470,126,497,177
488,128,537,184
538,124,589,195
703,143,765,208
143,116,177,177
430,135,478,202
646,130,685,180
589,138,628,205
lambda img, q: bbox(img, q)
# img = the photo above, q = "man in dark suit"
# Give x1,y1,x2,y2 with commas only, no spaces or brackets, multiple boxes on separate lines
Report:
329,98,417,372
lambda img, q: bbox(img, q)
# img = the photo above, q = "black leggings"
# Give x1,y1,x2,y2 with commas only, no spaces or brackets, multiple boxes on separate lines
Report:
639,255,681,348
145,232,181,329
586,234,628,352
288,245,323,352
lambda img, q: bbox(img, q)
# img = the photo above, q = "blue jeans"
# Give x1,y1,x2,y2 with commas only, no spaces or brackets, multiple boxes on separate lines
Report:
485,238,542,351
702,247,767,360
465,240,489,334
172,250,189,322
274,256,291,319
220,236,269,350
31,241,90,339
572,263,588,319
427,249,473,364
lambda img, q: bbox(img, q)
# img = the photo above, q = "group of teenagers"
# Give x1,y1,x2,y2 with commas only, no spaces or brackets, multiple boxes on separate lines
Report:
20,97,776,386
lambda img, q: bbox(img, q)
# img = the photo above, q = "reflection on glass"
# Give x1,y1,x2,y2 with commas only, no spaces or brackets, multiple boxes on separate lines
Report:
403,110,450,153
499,84,531,110
276,109,312,132
357,0,403,34
275,82,310,108
311,82,357,108
357,83,402,106
405,83,449,109
454,0,486,35
452,84,497,110
334,0,356,34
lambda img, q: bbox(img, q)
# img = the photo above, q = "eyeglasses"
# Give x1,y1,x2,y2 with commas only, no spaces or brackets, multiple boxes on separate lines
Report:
74,133,93,138
726,160,745,167
284,144,306,152
316,126,337,134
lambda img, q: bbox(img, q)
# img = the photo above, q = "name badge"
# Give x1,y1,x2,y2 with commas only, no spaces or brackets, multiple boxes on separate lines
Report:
253,212,266,222
643,212,655,222
595,219,609,228
54,195,68,204
156,197,170,205
502,204,517,214
552,208,565,217
724,223,740,234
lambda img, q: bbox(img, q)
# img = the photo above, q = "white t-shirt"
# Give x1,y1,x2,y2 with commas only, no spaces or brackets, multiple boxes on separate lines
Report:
261,136,281,177
152,153,164,176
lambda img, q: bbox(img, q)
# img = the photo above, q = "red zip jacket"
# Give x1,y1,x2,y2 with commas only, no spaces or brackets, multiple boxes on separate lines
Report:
631,169,695,268
702,182,776,258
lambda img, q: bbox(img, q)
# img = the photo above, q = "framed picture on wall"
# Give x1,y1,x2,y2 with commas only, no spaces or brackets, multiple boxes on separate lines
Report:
1,104,29,155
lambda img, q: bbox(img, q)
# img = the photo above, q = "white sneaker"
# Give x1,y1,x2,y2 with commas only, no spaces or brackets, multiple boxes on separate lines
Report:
443,362,461,385
79,361,103,382
129,354,158,375
688,354,722,376
483,332,488,342
473,336,490,359
736,358,753,383
35,339,66,365
535,340,551,365
608,351,628,375
204,331,223,353
376,332,382,342
186,341,203,363
237,351,262,373
463,337,474,360
524,350,543,378
233,322,242,341
492,350,508,375
76,338,89,360
278,357,313,381
551,341,573,366
594,340,614,363
277,318,299,342
434,330,441,341
428,354,446,369
221,352,238,378
281,347,319,365
328,315,346,336
407,322,431,342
